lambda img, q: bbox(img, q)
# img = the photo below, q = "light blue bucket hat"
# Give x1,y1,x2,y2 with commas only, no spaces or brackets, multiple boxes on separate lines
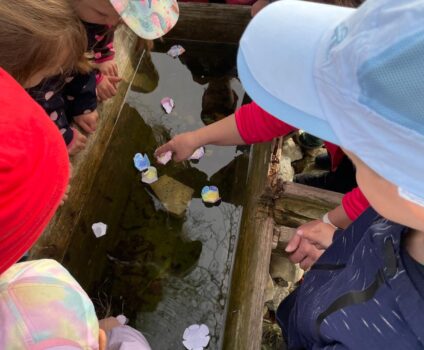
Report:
238,0,424,206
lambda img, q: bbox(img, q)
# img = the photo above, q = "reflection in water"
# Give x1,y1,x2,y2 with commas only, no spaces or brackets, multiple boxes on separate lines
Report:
64,41,249,350
137,200,241,349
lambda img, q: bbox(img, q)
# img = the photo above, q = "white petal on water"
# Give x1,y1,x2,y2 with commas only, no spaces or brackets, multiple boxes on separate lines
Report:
182,324,210,350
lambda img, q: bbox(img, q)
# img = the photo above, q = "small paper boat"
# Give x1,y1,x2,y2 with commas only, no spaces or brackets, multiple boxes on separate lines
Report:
141,166,158,184
189,147,205,161
161,97,175,114
156,151,172,165
201,186,221,204
167,44,186,58
134,153,150,172
92,222,107,238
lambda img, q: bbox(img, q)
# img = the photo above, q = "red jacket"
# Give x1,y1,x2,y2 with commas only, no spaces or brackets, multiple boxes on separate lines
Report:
235,102,369,220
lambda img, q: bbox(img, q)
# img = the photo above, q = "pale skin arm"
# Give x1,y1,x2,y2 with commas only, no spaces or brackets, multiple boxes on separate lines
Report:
155,114,246,162
327,204,353,229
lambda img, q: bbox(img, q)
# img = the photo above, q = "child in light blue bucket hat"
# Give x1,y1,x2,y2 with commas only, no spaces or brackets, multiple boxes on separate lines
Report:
238,0,424,348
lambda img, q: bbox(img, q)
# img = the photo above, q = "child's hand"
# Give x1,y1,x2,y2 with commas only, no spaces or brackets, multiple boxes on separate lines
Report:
296,220,336,250
68,128,87,156
285,219,336,270
96,75,121,101
155,131,201,162
99,317,122,332
74,110,99,134
97,60,119,77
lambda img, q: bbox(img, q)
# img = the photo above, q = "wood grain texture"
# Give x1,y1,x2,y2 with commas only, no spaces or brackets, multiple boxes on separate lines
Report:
166,2,251,43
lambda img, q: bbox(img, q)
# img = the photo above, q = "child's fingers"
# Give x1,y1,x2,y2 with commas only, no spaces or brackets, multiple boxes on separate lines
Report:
77,120,93,134
285,234,301,253
155,143,173,157
107,83,117,97
109,76,122,84
112,63,119,77
297,223,334,249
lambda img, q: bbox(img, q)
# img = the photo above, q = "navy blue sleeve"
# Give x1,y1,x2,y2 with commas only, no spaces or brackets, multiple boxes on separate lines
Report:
26,76,74,145
63,72,97,118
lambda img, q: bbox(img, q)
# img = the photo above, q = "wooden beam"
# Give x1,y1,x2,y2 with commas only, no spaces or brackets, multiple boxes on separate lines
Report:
272,182,343,227
166,3,251,43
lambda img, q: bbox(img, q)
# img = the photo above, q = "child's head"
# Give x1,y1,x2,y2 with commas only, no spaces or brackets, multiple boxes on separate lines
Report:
0,69,69,273
0,0,88,88
74,0,179,39
0,259,105,350
238,0,424,230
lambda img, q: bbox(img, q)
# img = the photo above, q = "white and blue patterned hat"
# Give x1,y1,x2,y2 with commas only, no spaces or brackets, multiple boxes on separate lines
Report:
238,0,424,206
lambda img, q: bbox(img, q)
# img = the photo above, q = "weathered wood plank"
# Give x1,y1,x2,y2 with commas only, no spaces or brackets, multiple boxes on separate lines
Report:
272,182,343,227
30,27,142,261
166,3,251,43
274,226,296,250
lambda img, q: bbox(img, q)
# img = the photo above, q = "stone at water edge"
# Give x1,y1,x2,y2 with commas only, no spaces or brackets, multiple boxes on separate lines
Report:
268,283,293,312
283,138,303,162
150,175,194,218
278,156,295,182
270,253,304,283
264,273,275,303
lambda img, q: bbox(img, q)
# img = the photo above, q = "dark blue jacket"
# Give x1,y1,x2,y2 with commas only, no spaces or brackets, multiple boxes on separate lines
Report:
278,208,424,349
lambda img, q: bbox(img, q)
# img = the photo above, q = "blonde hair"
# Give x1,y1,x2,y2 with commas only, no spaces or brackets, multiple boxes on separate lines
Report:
0,0,90,85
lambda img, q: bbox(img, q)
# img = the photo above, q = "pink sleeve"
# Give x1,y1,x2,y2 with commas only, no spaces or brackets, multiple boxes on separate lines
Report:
342,187,370,221
235,101,297,144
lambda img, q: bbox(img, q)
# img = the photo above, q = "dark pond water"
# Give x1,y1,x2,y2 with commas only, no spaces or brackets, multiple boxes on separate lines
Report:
63,41,250,349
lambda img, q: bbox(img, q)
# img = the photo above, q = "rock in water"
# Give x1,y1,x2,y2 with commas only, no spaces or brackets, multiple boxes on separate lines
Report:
283,138,303,162
264,273,275,303
278,156,295,182
151,175,194,217
270,253,304,283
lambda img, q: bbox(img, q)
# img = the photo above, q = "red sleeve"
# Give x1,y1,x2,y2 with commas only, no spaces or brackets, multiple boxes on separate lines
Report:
323,142,345,171
235,101,297,144
342,187,370,221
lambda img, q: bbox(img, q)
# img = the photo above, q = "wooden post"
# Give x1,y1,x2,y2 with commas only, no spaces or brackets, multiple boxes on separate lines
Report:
223,142,274,350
